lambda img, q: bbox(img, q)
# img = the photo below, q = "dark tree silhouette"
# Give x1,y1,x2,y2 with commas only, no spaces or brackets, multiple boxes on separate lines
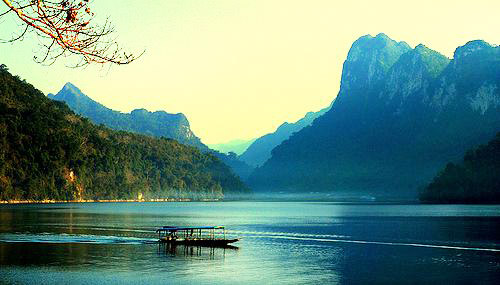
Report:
419,133,500,204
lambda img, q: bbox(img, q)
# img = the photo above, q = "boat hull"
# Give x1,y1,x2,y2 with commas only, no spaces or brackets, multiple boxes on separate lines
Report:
159,238,239,247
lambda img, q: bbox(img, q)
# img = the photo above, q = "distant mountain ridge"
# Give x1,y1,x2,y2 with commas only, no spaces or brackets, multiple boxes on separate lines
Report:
208,138,256,156
249,34,500,198
239,104,331,167
48,83,208,151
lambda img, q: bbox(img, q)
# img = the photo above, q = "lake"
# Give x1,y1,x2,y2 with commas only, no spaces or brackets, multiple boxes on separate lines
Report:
1,202,500,284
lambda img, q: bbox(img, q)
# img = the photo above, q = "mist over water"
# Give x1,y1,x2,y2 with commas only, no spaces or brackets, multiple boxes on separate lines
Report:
1,202,500,284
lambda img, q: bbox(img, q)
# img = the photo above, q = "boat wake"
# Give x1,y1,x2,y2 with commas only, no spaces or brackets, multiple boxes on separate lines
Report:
232,230,500,252
0,233,157,245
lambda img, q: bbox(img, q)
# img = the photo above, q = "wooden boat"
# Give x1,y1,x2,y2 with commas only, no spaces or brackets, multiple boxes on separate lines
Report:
156,226,239,247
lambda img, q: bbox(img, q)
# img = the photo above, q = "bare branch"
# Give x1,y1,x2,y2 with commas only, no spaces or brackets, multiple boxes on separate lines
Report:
0,0,142,67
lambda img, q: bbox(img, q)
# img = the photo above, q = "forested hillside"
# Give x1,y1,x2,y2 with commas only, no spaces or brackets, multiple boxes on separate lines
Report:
420,133,500,203
48,83,255,181
0,65,248,201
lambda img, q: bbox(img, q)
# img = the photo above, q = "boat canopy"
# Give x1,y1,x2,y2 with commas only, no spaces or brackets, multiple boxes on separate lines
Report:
156,226,224,233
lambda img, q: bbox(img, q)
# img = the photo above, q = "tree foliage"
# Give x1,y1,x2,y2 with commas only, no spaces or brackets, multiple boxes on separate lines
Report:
419,133,500,203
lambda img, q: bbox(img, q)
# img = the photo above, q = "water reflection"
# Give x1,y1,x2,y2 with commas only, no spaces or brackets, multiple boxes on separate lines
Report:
158,243,238,259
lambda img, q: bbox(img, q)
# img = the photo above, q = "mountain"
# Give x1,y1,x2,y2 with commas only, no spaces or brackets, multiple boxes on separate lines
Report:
48,83,208,151
0,65,248,201
213,151,254,182
208,138,256,155
248,34,500,199
239,105,331,167
48,83,254,181
419,132,500,203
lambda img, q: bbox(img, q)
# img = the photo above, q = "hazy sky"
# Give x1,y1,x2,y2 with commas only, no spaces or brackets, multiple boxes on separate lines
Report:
0,0,498,144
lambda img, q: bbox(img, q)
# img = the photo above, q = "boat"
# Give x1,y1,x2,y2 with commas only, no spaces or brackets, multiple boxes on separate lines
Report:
156,226,239,247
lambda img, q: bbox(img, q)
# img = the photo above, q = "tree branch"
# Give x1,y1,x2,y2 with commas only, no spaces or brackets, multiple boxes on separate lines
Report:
0,0,142,67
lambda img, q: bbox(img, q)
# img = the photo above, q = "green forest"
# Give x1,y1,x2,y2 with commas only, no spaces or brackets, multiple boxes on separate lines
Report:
420,132,500,203
0,65,249,201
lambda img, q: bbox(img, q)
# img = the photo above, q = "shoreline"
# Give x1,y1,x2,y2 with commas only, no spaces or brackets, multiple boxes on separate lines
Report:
0,198,222,204
0,198,414,204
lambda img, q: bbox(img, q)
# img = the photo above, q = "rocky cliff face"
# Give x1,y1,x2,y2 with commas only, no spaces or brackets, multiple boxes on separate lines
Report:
248,34,500,198
340,33,411,93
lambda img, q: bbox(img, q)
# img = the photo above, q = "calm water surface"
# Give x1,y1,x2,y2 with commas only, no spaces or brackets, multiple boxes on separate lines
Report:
1,202,500,284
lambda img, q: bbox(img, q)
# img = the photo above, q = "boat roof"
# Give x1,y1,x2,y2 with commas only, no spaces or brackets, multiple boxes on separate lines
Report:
156,226,224,232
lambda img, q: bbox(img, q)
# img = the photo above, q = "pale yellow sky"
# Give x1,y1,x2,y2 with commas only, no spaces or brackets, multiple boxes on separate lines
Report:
0,0,498,144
